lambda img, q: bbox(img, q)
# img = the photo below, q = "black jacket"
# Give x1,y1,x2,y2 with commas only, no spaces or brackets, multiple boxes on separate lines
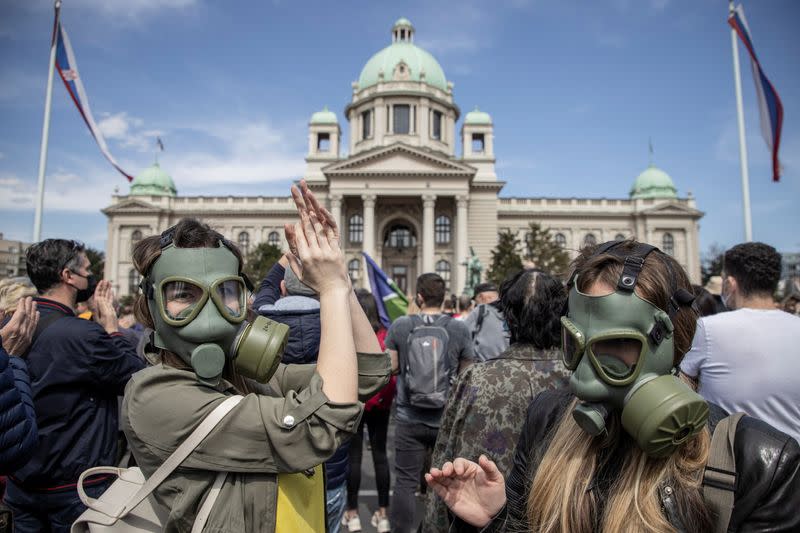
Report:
482,389,800,532
10,298,144,490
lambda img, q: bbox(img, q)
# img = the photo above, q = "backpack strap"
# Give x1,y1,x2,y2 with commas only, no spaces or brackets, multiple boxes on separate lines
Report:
702,412,744,533
472,305,487,341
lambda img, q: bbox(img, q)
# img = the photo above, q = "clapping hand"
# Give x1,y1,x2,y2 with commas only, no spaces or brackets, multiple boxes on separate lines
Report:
0,297,40,356
284,180,349,295
93,279,119,334
425,455,507,527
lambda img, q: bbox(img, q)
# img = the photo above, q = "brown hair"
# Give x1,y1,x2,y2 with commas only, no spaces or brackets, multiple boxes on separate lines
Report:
132,218,253,393
526,240,713,532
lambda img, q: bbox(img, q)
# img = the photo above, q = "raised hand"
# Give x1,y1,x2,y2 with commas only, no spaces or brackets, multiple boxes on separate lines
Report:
0,297,40,356
284,181,349,295
299,180,340,245
93,279,120,334
425,455,507,527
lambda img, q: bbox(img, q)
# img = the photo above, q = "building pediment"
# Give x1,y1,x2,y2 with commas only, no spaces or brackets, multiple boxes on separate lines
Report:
639,201,703,218
101,197,164,215
322,143,476,176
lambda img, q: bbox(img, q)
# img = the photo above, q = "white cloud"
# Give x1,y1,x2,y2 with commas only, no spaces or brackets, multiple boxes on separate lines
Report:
97,112,163,152
0,169,116,213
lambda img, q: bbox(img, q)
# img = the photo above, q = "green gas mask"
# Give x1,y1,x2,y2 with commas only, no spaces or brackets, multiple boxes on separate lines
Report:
142,234,289,386
562,241,709,458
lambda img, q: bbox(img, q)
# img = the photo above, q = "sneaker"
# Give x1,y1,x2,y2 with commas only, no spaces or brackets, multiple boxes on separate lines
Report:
371,512,391,533
341,514,362,532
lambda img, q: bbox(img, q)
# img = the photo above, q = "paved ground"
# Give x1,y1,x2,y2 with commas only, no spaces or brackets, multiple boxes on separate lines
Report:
341,415,430,533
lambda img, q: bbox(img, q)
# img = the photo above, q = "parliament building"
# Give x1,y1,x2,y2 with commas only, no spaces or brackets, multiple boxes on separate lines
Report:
103,18,702,297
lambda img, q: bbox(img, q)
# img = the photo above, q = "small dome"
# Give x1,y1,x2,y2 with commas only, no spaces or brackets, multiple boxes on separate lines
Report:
630,164,678,199
357,18,448,92
464,107,492,125
310,106,338,125
130,162,176,197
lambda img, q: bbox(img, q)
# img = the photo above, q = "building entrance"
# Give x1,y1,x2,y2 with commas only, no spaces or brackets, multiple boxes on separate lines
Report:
381,221,418,296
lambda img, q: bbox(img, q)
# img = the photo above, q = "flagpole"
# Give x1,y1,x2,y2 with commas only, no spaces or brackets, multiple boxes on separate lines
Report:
33,0,62,242
729,0,753,242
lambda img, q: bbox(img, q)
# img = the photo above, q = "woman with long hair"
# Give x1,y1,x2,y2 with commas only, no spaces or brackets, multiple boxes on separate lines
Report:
426,240,799,532
123,182,390,532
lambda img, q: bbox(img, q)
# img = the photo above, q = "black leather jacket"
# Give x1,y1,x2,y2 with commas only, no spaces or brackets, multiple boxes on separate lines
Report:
478,389,800,532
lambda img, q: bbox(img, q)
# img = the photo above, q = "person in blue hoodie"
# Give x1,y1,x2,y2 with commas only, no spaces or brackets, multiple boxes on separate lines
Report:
0,297,40,475
255,255,351,533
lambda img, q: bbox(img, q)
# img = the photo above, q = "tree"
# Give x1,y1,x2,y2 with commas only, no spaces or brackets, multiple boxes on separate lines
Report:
523,222,570,277
487,230,523,286
701,243,725,285
85,247,105,280
243,242,283,284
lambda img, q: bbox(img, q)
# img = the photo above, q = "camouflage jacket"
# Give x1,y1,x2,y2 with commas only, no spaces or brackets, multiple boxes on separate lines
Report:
422,343,570,533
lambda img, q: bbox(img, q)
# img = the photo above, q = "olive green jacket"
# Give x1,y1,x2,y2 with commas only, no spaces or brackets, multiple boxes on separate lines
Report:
121,352,390,533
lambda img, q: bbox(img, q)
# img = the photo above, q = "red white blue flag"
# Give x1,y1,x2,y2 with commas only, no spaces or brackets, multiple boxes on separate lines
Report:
54,22,134,182
728,4,784,182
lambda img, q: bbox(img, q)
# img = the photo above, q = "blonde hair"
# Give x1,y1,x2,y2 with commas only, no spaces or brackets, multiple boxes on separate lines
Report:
527,402,712,532
0,277,37,314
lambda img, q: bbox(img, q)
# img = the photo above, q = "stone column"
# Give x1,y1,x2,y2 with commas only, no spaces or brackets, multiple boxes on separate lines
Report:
455,195,469,294
422,195,436,273
111,224,121,295
362,194,376,259
328,194,343,239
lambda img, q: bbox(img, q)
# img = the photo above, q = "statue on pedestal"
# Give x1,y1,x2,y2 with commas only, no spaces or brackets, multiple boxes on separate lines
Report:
462,246,482,296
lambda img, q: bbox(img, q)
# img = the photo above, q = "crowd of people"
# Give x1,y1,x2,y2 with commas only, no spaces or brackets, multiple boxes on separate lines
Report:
0,180,798,532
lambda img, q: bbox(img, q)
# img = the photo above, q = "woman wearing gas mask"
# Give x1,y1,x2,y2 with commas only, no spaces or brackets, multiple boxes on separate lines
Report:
426,240,800,532
122,182,391,532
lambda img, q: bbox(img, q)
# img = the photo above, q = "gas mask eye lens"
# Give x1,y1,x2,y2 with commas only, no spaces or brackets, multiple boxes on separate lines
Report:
163,280,205,321
589,337,642,381
214,279,245,318
560,317,585,370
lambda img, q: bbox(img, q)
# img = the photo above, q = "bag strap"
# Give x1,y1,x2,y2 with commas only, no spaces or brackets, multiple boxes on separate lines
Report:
472,305,487,340
702,412,744,533
191,471,226,533
118,395,243,517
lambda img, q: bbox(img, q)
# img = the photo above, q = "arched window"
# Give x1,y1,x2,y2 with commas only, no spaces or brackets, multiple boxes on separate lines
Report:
267,231,280,247
436,260,451,284
583,233,597,248
384,224,417,250
131,229,143,243
128,268,140,296
554,233,567,248
349,214,364,244
615,233,626,241
662,233,675,256
238,231,250,254
348,258,360,282
435,215,451,244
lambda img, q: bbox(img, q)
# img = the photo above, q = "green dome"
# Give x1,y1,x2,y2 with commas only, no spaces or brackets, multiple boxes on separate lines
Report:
130,162,176,197
310,106,338,125
630,164,678,199
464,107,492,125
357,18,448,92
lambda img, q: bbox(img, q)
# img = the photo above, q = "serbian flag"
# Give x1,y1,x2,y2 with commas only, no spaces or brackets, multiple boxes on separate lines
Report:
54,22,134,182
362,252,409,329
728,4,784,182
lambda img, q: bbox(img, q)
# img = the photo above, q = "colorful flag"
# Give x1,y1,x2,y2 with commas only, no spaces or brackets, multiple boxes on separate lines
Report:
55,22,134,182
362,252,409,328
728,4,784,182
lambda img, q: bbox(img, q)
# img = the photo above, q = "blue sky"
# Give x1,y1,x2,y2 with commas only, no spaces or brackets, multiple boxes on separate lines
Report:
1,0,798,256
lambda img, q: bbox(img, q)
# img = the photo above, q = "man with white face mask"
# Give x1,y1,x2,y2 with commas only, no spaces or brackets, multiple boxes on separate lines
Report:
681,242,800,443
